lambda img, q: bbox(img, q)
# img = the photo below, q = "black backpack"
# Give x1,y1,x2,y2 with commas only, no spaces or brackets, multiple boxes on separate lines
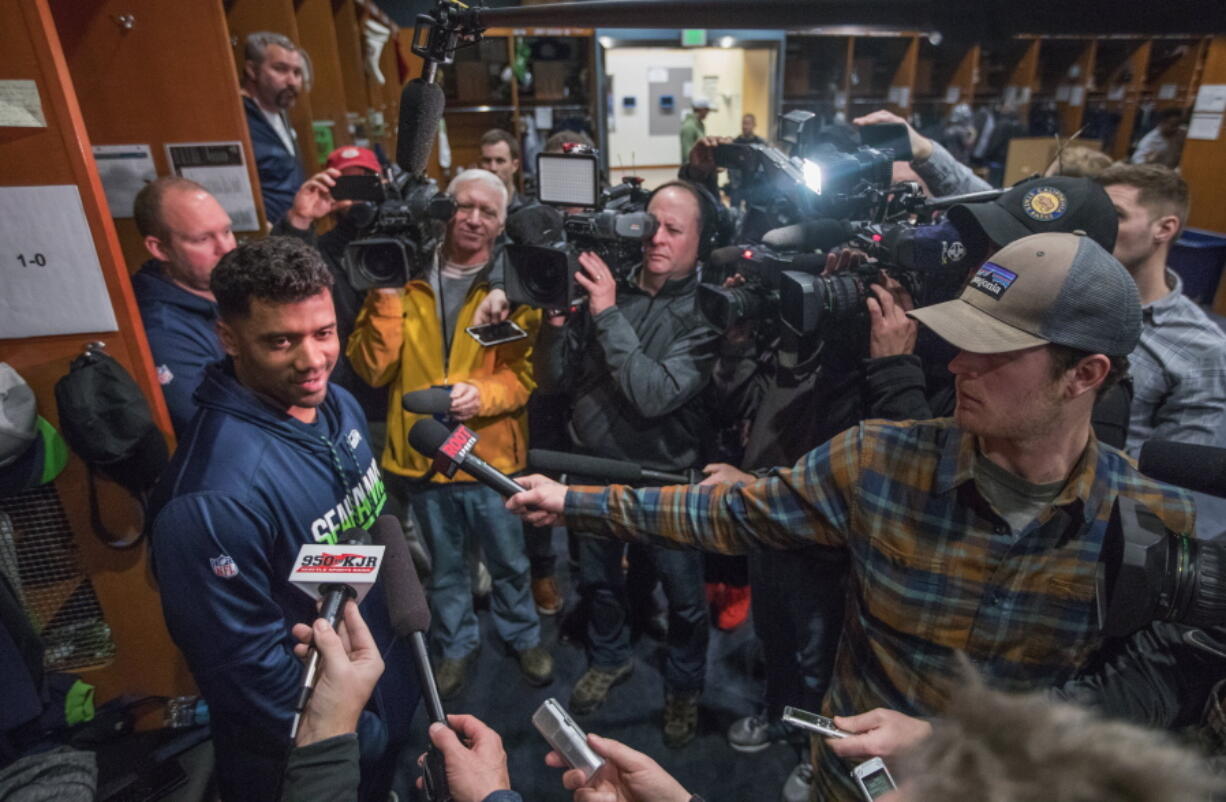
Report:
54,344,168,545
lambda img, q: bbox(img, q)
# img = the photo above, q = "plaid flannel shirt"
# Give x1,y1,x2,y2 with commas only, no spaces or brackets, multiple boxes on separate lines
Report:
564,418,1194,800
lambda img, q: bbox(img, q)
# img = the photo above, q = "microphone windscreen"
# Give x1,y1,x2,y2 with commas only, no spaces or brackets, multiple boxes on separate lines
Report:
707,245,746,269
396,79,445,175
528,449,643,484
506,204,565,246
370,514,430,635
1139,440,1226,499
408,418,452,459
762,219,851,252
338,526,372,545
402,387,453,415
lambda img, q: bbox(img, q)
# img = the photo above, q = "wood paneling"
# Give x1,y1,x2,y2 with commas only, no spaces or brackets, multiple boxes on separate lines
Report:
1,0,192,706
51,0,265,268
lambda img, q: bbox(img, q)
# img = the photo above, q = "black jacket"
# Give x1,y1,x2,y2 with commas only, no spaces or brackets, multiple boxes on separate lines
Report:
536,268,720,472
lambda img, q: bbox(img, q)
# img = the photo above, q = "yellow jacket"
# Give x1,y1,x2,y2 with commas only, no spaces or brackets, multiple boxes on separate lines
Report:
346,272,541,481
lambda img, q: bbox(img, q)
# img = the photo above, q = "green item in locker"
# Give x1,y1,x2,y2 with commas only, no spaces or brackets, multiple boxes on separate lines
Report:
313,122,336,167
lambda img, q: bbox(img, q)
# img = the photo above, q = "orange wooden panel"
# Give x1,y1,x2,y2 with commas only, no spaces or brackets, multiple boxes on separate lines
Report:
296,0,353,155
1009,39,1041,119
50,0,266,268
947,45,980,110
1107,40,1151,160
0,0,192,705
1057,41,1096,138
333,0,369,130
228,0,319,186
1154,37,1209,110
887,36,919,116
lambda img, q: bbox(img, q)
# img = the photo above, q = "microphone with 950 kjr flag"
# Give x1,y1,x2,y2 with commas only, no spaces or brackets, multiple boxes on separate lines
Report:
408,419,525,498
287,527,384,740
370,514,453,801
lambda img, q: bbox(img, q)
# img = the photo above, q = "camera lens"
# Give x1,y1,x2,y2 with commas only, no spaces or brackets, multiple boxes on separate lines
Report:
345,238,413,290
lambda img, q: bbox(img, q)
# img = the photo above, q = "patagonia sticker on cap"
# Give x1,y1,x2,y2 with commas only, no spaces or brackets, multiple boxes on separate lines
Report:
1021,186,1068,222
968,262,1017,300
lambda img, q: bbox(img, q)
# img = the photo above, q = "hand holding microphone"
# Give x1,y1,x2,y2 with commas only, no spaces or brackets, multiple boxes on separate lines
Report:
289,600,385,748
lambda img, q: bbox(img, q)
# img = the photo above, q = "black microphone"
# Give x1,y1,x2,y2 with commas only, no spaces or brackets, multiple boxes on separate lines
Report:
408,419,525,498
290,526,369,740
506,204,565,246
1139,440,1226,499
371,515,452,801
761,219,852,252
397,78,446,175
402,387,454,416
528,449,694,485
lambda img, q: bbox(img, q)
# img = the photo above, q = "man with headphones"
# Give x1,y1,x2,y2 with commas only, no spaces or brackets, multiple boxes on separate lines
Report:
534,180,722,747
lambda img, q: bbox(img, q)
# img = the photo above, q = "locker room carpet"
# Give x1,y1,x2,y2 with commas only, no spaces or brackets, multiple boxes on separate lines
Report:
393,531,800,802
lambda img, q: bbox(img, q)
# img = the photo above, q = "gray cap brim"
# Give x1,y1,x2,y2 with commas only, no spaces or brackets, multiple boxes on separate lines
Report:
908,298,1050,354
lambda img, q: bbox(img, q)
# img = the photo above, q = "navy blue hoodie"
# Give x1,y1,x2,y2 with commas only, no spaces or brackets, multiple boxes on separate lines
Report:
244,95,306,225
148,362,417,801
131,260,225,435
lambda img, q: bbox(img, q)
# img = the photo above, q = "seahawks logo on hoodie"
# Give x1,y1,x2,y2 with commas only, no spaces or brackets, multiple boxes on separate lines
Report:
309,456,387,543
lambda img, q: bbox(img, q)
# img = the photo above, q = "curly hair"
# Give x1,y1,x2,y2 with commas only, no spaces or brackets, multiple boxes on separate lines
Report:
211,236,333,320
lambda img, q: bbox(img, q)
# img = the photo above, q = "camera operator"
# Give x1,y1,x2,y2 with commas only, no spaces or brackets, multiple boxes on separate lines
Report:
534,180,721,747
510,232,1197,801
347,168,553,700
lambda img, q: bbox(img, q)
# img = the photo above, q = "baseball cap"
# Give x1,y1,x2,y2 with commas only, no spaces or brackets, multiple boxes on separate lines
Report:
325,145,380,173
692,97,712,110
0,364,68,496
947,176,1118,252
907,232,1141,357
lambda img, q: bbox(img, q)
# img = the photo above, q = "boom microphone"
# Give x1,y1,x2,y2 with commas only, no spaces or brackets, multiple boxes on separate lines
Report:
761,219,852,252
408,419,525,498
371,516,452,801
528,449,695,485
397,78,446,175
402,388,453,416
1139,440,1226,499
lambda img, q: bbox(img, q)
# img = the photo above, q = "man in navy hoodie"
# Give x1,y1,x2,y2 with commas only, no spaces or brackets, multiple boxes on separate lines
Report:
148,236,417,801
241,31,308,225
131,177,235,435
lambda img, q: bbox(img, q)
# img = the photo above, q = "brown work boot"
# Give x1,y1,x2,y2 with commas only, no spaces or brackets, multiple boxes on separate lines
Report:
516,644,555,686
569,662,633,715
663,689,700,748
532,576,564,615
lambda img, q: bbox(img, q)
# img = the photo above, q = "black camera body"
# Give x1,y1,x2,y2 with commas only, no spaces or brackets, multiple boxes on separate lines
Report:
343,175,456,291
505,151,657,310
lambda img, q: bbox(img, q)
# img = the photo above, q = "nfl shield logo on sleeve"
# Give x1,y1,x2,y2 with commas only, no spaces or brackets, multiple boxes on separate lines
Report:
210,555,239,579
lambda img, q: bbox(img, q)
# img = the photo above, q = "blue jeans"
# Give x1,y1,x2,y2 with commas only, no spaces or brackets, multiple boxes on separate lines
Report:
578,535,708,692
409,482,540,658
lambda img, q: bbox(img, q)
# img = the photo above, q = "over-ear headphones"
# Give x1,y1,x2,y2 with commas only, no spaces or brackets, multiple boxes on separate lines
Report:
647,179,723,260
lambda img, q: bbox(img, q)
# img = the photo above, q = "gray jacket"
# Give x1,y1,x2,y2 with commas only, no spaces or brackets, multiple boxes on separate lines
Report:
535,268,720,473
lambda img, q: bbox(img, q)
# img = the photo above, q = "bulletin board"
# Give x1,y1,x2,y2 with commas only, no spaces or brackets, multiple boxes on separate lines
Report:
648,67,692,136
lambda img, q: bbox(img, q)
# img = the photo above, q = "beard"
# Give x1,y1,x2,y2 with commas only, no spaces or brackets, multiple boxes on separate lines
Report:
275,87,298,109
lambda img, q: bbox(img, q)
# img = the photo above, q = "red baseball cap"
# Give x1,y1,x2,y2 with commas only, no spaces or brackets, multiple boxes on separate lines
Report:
325,146,380,173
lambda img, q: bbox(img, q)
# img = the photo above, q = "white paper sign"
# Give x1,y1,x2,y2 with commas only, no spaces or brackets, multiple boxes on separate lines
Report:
897,86,911,108
0,80,46,127
1069,86,1085,107
944,86,961,104
1055,85,1071,102
534,106,553,130
165,142,260,232
1188,113,1223,141
1157,83,1178,100
1108,86,1126,101
0,185,118,338
92,145,157,219
1194,84,1226,114
647,68,668,84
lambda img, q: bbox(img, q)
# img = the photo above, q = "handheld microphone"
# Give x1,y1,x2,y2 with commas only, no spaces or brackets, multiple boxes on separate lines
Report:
408,419,525,498
1139,440,1226,499
397,78,446,175
402,387,454,416
761,219,853,252
371,515,453,802
288,527,383,740
528,449,695,485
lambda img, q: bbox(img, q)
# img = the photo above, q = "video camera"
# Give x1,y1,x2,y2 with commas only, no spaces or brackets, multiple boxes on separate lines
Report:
342,171,457,291
504,147,657,310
